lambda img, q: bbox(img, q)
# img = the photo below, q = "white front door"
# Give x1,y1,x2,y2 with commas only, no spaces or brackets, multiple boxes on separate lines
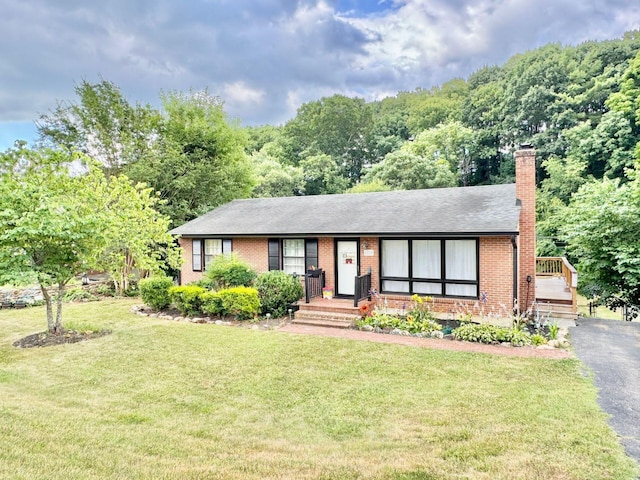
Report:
336,240,358,296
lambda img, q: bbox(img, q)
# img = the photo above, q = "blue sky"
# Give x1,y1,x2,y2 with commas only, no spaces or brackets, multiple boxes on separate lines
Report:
1,0,639,151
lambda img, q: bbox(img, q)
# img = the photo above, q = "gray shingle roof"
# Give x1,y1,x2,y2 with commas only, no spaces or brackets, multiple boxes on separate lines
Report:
170,184,520,237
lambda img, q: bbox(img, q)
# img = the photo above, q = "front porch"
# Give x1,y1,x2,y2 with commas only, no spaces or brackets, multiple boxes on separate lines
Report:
293,257,580,329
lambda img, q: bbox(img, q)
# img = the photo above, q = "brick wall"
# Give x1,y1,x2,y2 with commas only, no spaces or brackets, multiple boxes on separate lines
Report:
318,237,335,290
177,237,201,285
360,236,379,293
177,229,518,321
515,148,536,312
478,236,515,314
233,238,269,273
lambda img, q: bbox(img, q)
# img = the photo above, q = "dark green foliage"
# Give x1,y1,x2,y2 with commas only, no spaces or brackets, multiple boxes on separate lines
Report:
168,285,206,316
201,253,257,290
561,169,640,314
139,276,174,311
255,271,304,317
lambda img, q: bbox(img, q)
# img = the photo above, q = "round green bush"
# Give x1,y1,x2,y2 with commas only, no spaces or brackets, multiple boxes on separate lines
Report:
216,286,260,320
139,276,174,311
255,271,304,318
200,291,223,316
202,253,257,289
168,285,206,316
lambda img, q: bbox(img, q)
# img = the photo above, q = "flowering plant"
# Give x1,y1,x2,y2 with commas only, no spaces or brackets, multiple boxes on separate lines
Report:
359,302,373,319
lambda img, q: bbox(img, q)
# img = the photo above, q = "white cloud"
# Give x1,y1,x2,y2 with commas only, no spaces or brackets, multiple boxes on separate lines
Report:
0,0,636,147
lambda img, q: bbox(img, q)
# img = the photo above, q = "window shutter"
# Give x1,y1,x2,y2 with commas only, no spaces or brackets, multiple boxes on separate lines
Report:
192,239,202,271
305,239,318,271
268,239,280,270
222,239,232,254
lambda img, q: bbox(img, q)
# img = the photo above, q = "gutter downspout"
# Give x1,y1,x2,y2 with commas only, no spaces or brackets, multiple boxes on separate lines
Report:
511,235,518,313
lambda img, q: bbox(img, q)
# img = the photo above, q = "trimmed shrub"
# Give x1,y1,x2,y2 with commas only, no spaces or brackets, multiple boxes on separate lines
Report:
217,286,260,320
452,322,532,346
139,276,173,311
201,253,257,290
168,285,206,316
255,271,304,318
200,291,223,317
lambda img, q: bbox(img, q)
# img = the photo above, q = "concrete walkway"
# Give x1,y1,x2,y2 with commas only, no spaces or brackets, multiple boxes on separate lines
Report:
570,318,640,464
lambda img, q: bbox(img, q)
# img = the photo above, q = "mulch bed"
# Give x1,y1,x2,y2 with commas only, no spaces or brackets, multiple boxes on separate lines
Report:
12,330,111,348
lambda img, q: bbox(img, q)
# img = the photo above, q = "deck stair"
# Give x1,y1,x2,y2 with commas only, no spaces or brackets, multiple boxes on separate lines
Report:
293,298,361,329
535,274,578,326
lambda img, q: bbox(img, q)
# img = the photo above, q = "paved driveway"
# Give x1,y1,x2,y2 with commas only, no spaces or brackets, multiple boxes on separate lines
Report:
570,318,640,464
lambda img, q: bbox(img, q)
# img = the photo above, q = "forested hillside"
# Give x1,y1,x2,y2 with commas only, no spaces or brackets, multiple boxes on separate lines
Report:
34,31,640,311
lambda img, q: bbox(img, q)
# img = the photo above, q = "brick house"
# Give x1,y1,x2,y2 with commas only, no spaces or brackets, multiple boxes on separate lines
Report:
170,147,539,321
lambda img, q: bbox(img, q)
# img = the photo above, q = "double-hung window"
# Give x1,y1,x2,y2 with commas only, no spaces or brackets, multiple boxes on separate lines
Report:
191,238,231,271
204,239,222,268
380,238,478,298
268,238,319,275
282,239,305,275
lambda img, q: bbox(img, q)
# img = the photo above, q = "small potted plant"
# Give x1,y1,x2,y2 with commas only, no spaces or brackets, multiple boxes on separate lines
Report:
307,265,322,277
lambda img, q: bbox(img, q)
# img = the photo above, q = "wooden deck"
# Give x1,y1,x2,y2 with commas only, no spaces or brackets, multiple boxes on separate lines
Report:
535,275,577,325
536,276,573,304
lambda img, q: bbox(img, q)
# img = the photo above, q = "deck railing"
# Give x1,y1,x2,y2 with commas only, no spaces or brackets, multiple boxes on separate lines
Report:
353,270,372,307
304,270,325,303
536,257,578,314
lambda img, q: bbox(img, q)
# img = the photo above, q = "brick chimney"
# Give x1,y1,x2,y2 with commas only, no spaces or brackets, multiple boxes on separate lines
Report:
515,146,536,313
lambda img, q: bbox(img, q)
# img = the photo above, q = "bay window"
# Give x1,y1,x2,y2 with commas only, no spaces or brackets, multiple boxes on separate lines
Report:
380,238,478,298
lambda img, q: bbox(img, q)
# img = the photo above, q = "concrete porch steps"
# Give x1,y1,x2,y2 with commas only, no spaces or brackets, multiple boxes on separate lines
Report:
293,298,361,328
292,314,356,329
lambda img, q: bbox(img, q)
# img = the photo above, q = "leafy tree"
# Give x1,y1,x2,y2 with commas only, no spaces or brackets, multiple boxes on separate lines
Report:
365,149,457,190
0,146,108,334
346,180,391,193
244,124,283,154
406,79,468,134
299,153,349,195
91,175,181,295
283,95,374,183
125,90,254,226
36,78,161,177
561,163,640,313
251,148,304,197
408,121,477,185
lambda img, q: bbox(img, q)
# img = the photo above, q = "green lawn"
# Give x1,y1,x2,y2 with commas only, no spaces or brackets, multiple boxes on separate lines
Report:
0,299,637,479
577,294,631,321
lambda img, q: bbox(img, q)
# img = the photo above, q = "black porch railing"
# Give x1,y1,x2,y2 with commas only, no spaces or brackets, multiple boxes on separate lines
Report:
354,270,372,307
304,270,325,303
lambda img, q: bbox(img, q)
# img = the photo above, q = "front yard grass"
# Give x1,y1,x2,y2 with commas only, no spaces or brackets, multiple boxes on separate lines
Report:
0,298,637,479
